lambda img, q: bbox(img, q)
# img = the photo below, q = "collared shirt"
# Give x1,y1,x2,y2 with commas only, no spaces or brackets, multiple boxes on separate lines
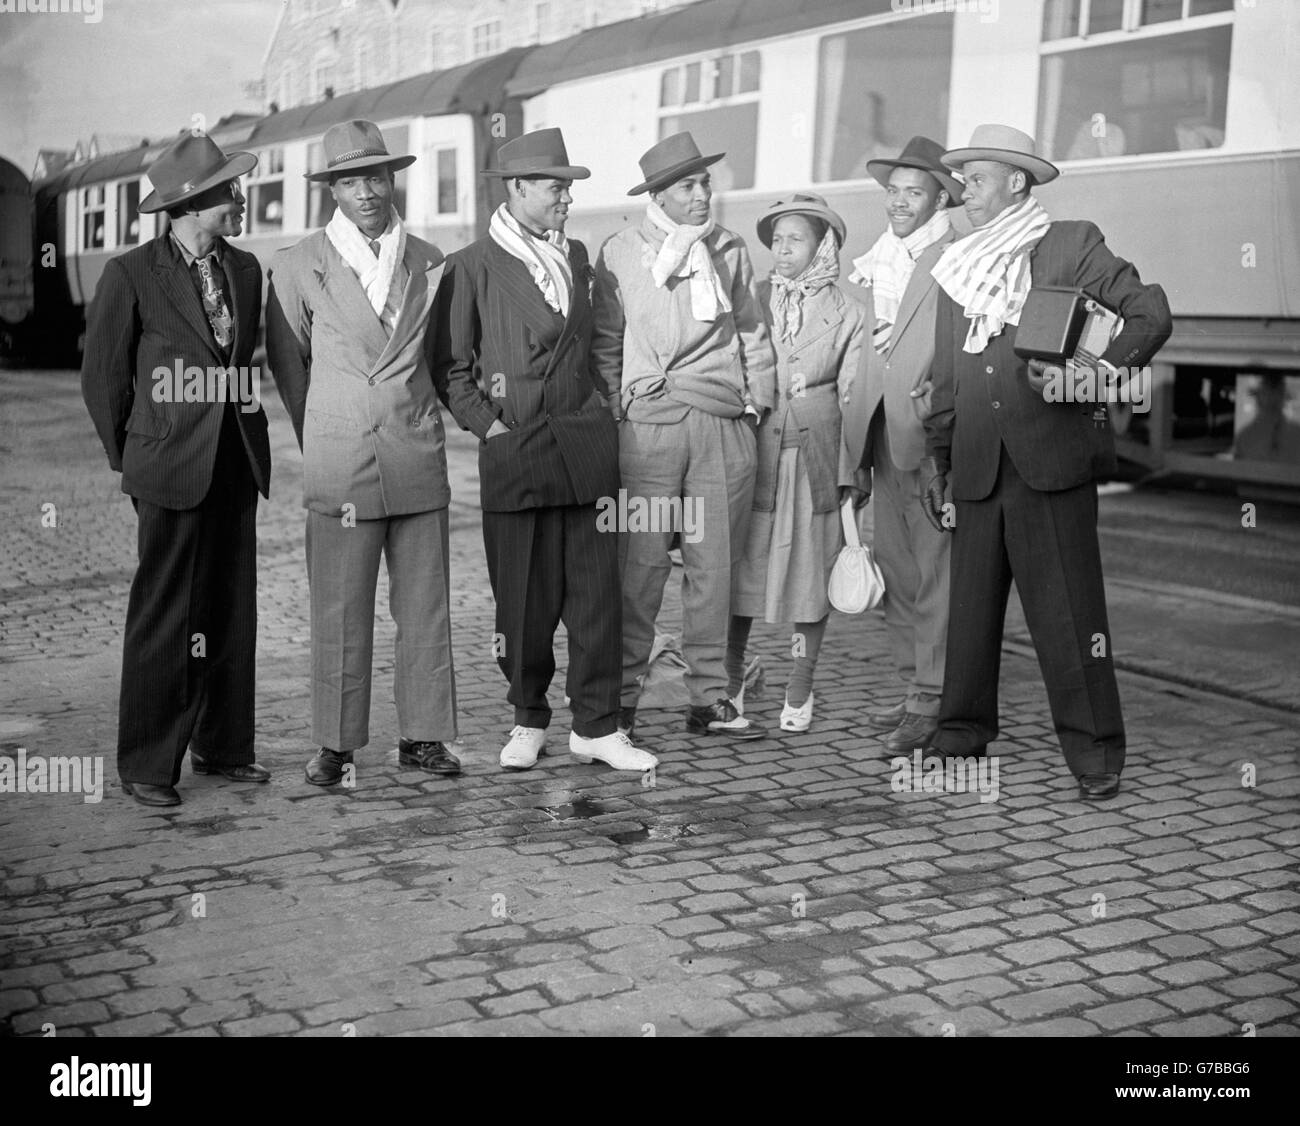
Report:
169,230,234,355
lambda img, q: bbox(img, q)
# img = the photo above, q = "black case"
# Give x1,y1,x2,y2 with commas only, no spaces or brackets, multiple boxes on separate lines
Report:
1013,286,1088,361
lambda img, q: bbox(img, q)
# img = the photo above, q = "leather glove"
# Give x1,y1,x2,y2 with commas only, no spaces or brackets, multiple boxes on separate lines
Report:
920,456,950,533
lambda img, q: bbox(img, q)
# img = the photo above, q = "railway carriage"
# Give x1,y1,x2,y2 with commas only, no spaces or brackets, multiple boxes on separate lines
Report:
512,0,1300,490
0,156,35,362
22,0,1300,491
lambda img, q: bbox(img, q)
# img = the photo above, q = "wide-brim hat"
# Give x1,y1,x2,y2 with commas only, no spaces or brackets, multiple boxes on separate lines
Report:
628,131,724,196
867,135,964,207
480,127,589,180
942,124,1059,185
757,193,847,249
304,119,416,182
138,132,257,213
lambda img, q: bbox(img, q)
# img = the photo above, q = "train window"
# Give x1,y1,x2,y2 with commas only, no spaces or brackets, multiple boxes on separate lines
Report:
1039,25,1231,160
81,185,106,251
385,125,409,217
713,55,734,101
659,104,758,191
116,180,140,246
1043,0,1123,38
737,51,759,95
247,148,285,234
813,15,954,185
307,141,335,228
1089,0,1125,34
1188,0,1233,12
436,148,457,215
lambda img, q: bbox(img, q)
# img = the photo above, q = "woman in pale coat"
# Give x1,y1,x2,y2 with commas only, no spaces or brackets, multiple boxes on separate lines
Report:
727,195,865,731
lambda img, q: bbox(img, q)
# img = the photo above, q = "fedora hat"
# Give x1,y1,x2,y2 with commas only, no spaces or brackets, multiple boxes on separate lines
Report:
628,132,724,196
757,193,847,249
480,128,589,180
138,132,257,214
304,120,416,182
867,135,964,208
942,124,1059,185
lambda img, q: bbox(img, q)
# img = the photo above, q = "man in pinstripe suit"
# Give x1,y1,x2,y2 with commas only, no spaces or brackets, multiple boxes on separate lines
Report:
82,133,272,808
434,128,656,774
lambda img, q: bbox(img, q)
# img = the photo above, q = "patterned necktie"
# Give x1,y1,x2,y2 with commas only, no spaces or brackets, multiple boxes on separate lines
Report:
194,254,234,349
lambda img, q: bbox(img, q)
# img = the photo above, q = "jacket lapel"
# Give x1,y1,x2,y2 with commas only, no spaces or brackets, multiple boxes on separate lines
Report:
150,236,221,364
888,233,953,351
543,244,590,380
486,240,567,343
788,287,843,353
372,246,444,375
221,245,260,362
317,237,390,361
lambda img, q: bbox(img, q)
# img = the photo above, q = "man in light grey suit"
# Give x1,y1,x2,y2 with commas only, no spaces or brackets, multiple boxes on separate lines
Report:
840,136,962,754
266,120,459,786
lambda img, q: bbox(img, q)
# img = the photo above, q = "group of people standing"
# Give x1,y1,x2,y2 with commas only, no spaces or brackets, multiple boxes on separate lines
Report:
82,113,1170,811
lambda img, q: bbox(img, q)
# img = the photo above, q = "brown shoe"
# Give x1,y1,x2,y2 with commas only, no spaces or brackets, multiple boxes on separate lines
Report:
398,739,462,776
305,748,353,787
883,712,938,753
866,700,907,730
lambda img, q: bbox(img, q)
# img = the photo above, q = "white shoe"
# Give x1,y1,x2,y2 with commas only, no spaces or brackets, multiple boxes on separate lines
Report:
780,691,814,732
500,725,547,770
569,730,658,772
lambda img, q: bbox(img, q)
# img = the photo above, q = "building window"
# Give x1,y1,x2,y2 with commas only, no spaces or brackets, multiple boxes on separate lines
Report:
1038,1,1234,160
247,148,285,234
81,185,106,250
436,148,457,214
470,19,501,59
116,180,140,246
311,52,337,101
813,14,954,184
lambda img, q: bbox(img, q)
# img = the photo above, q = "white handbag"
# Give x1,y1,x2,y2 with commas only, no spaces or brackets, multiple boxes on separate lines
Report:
828,497,885,614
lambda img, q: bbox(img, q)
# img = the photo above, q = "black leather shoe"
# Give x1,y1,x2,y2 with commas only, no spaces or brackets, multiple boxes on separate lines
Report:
617,706,637,739
685,698,766,741
305,748,353,787
1079,772,1121,800
192,755,270,783
866,700,907,730
883,712,938,753
398,739,461,776
921,741,987,759
122,781,181,807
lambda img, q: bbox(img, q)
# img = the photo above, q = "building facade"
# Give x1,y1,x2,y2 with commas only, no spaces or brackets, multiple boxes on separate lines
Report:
261,0,688,111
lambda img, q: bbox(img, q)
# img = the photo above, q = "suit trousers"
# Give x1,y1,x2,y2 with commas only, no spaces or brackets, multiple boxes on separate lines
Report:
620,410,757,707
871,412,950,716
118,404,258,786
933,445,1126,776
306,507,457,752
481,504,620,737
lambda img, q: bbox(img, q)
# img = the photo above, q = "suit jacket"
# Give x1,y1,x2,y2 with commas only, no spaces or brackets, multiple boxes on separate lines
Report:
753,280,864,514
925,219,1172,500
265,229,450,519
81,233,270,509
432,235,619,513
839,230,957,487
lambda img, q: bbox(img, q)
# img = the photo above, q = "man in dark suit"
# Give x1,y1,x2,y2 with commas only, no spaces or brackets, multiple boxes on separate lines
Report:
433,128,656,774
82,132,272,807
921,124,1172,801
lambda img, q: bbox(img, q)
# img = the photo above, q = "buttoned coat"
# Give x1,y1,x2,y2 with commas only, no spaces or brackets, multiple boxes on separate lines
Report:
924,220,1173,500
265,231,450,519
752,280,865,514
838,230,957,489
81,233,271,509
432,236,619,513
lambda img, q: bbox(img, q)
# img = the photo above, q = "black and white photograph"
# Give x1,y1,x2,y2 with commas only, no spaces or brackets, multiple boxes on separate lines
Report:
0,0,1296,1091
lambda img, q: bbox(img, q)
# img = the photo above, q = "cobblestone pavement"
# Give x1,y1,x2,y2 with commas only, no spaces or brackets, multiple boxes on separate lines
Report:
1,371,1297,1037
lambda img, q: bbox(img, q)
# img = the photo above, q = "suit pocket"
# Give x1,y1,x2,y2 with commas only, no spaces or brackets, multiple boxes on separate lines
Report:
125,413,172,441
